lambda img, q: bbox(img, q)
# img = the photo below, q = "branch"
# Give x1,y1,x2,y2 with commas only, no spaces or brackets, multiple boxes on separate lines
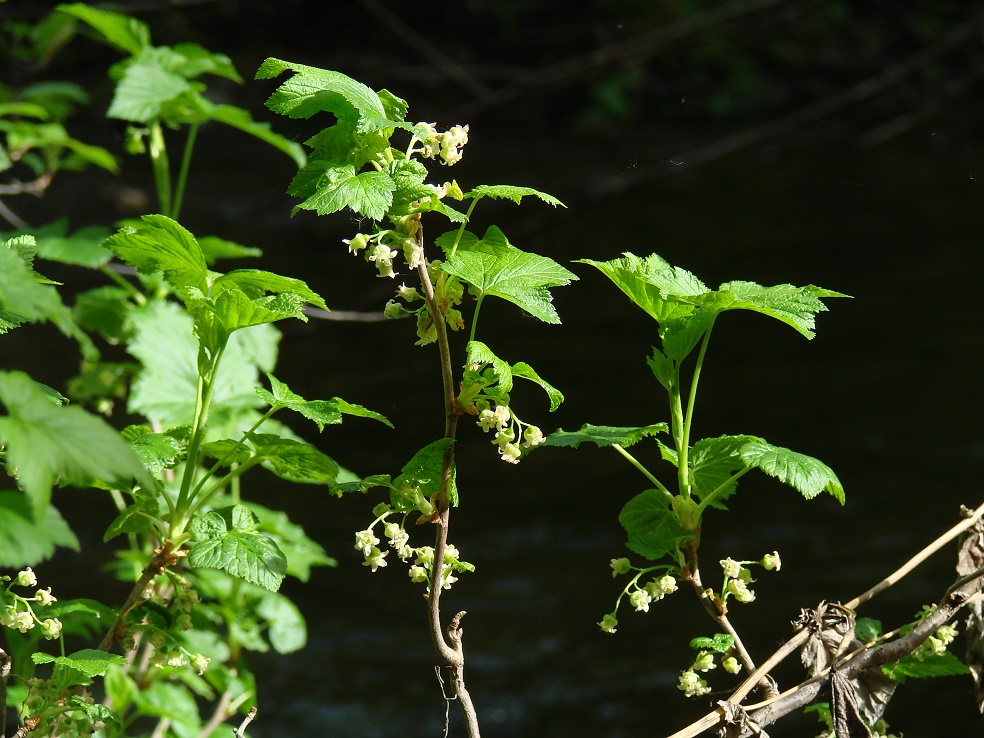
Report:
666,499,984,737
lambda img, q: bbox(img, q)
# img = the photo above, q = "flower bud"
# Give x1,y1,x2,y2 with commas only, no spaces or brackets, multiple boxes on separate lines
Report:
610,558,631,577
722,656,742,674
692,651,716,672
761,551,781,571
598,613,618,634
189,653,211,675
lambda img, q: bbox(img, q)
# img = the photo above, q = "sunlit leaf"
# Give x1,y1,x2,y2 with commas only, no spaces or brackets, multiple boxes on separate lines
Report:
739,439,844,503
544,422,668,449
0,491,78,567
188,504,287,591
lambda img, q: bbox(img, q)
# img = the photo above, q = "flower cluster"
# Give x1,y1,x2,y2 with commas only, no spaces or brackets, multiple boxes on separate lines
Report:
677,644,742,698
599,560,679,633
125,575,211,676
412,122,470,166
475,400,543,464
354,506,474,592
0,568,62,640
719,551,782,605
910,605,959,661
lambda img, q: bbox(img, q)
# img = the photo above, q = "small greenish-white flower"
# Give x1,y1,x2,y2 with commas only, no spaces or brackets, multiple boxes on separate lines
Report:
677,670,711,697
416,547,435,566
493,404,511,429
40,618,62,640
15,568,37,588
176,613,192,631
446,308,465,332
439,124,469,165
354,529,379,555
440,571,458,590
936,624,958,646
656,574,678,595
727,578,756,603
396,284,420,302
383,522,410,551
148,631,166,649
762,551,781,571
722,656,741,674
408,565,429,583
9,610,33,633
189,653,211,675
477,408,497,432
383,299,403,319
598,613,618,634
494,427,516,447
522,425,544,448
720,558,742,579
363,547,388,572
499,442,521,464
368,243,399,278
165,651,186,668
34,587,56,606
344,233,369,254
610,558,632,577
444,544,460,563
629,589,653,613
692,651,716,672
402,239,424,270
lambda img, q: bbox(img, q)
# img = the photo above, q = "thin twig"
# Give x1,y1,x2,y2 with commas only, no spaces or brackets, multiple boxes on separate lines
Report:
666,499,984,738
233,707,257,738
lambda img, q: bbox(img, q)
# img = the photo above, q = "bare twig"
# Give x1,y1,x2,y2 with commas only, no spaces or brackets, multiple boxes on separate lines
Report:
666,499,984,738
233,707,257,738
0,198,28,229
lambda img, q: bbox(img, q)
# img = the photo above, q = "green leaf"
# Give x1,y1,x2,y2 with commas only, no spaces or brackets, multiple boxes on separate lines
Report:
0,248,67,334
392,439,456,508
255,374,341,431
0,491,78,567
32,649,128,678
466,340,513,392
441,226,577,323
544,422,668,448
256,58,387,126
107,63,193,123
211,269,327,311
689,633,735,654
197,235,262,264
647,347,675,390
204,103,306,167
709,281,849,339
188,504,288,591
511,362,564,411
619,489,691,561
123,425,186,474
577,252,704,324
332,397,393,428
135,682,202,738
855,618,882,643
194,288,306,346
126,301,279,437
291,164,395,221
102,497,160,542
256,592,307,653
0,371,154,518
689,435,758,509
248,434,339,485
883,651,970,684
56,3,151,55
739,440,845,503
34,222,113,267
465,184,565,207
105,215,208,298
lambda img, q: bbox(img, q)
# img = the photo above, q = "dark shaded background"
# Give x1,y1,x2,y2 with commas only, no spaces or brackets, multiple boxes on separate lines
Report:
5,1,984,735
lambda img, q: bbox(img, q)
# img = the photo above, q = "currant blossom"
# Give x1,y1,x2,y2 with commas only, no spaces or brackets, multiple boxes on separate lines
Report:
936,624,958,646
611,558,631,577
15,568,37,587
368,243,399,278
477,408,497,432
678,670,711,697
34,588,56,606
408,565,429,583
598,613,618,634
354,529,379,555
363,547,388,572
522,425,544,448
190,653,211,675
692,651,716,672
727,578,756,603
499,442,521,464
9,611,33,633
629,589,652,613
762,551,782,571
722,656,742,674
40,618,62,640
492,404,511,429
720,558,742,579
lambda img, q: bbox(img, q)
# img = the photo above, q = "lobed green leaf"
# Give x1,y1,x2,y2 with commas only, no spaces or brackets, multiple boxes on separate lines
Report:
105,215,209,299
56,3,151,55
619,489,691,561
32,649,128,679
544,422,668,449
441,226,577,323
465,184,565,207
0,490,78,567
739,440,844,503
188,504,288,591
